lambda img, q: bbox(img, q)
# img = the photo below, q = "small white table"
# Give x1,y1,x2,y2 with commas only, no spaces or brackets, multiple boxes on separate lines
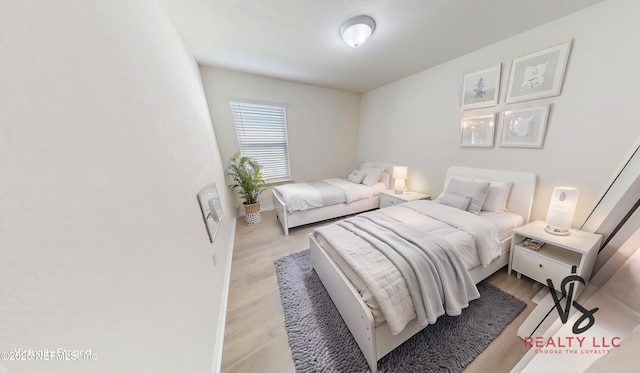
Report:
379,190,430,208
508,220,602,293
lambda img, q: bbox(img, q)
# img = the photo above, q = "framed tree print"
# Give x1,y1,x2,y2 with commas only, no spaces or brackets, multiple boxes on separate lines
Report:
461,64,501,110
505,41,572,103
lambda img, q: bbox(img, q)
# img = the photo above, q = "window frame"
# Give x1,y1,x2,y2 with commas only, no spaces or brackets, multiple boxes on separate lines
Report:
229,99,292,183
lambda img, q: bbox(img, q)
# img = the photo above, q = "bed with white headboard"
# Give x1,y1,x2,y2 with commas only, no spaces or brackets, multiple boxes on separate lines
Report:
309,165,537,373
273,162,394,235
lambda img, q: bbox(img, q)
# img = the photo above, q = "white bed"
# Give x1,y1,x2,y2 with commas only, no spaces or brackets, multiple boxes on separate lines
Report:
273,162,394,235
309,166,537,373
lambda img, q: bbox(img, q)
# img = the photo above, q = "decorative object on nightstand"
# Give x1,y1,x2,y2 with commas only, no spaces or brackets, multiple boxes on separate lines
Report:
544,186,579,235
379,190,430,208
392,166,408,194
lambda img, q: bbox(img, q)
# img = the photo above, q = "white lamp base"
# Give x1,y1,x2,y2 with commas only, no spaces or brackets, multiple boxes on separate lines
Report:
394,179,405,194
545,224,570,236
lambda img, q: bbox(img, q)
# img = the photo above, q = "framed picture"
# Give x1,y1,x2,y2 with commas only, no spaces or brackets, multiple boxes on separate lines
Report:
505,41,572,103
461,64,501,110
198,183,224,242
460,114,496,147
499,104,550,148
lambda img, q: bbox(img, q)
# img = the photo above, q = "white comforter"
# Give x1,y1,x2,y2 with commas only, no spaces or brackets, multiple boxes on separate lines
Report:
313,200,502,335
275,178,384,212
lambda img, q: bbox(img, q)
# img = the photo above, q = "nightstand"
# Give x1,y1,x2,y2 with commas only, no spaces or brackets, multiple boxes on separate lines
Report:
508,220,602,293
379,190,430,208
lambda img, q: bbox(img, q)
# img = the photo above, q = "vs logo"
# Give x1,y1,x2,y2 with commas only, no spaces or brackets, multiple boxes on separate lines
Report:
547,266,599,334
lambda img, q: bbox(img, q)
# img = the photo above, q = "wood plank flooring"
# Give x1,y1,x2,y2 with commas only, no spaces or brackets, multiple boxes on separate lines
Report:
221,210,538,373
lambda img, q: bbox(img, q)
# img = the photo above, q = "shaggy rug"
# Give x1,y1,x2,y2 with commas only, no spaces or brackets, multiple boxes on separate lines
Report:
274,249,526,373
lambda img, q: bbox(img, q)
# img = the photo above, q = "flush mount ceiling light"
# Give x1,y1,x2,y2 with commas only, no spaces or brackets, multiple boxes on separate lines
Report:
340,15,376,48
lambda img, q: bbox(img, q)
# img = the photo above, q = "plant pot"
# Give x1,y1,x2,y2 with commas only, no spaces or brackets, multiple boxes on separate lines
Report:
243,202,262,226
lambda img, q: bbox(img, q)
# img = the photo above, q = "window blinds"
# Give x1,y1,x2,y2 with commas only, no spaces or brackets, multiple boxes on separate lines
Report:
230,101,291,182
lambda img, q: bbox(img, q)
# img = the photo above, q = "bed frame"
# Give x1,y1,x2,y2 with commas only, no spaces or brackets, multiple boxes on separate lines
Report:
309,166,537,373
273,162,394,235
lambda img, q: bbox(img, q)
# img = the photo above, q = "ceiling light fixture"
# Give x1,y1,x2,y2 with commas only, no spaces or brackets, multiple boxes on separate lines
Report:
340,15,376,48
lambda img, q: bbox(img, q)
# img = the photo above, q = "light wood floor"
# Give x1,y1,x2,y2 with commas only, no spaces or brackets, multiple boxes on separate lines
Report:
221,210,539,373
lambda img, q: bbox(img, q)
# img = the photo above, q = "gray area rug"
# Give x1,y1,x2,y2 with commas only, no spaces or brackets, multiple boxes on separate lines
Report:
274,249,526,373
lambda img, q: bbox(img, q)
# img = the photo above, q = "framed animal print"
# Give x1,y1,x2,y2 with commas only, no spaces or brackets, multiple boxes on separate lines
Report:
505,41,572,104
499,104,550,148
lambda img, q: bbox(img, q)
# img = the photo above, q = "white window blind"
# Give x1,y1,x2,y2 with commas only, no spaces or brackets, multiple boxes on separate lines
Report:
230,101,291,182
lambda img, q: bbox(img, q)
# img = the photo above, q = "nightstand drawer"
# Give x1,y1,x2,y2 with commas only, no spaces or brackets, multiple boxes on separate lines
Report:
380,195,403,208
512,245,572,287
379,191,430,209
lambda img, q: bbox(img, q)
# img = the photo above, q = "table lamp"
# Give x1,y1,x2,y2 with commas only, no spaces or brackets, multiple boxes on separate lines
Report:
393,166,408,194
545,186,579,235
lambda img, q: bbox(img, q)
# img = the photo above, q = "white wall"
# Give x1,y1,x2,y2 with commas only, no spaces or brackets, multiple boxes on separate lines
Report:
358,0,640,226
0,1,234,372
199,67,361,211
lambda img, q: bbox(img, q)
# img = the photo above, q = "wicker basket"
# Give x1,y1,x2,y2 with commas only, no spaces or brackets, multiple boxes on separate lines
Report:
243,203,262,225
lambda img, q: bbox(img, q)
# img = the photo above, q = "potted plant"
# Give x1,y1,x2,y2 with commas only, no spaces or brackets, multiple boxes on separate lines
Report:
227,152,267,225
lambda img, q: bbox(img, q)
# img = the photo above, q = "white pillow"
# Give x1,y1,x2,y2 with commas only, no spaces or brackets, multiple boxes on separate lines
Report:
443,178,490,215
436,175,477,199
360,167,384,186
475,178,513,212
438,193,471,210
347,169,366,184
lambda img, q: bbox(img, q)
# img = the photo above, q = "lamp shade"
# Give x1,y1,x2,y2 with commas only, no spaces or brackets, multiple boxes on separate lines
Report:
545,186,579,235
392,166,408,179
340,15,376,48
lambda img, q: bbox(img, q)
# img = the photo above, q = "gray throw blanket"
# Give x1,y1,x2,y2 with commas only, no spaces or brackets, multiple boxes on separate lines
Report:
336,212,480,328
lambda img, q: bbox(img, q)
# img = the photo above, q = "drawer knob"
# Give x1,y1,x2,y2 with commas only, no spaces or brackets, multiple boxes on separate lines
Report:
539,264,543,268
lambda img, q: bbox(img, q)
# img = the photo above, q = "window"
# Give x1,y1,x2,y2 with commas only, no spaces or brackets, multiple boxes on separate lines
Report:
230,100,291,182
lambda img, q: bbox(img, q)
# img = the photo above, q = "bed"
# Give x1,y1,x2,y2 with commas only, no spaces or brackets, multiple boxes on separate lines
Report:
273,162,394,235
309,166,537,373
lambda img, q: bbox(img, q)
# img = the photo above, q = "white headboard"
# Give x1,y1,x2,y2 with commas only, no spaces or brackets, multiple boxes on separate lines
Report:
445,166,537,223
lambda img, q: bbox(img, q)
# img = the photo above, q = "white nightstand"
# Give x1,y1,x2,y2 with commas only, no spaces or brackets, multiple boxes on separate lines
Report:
508,220,602,293
379,190,430,208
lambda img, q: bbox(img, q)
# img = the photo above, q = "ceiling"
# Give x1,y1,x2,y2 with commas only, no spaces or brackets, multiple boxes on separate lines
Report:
159,0,604,93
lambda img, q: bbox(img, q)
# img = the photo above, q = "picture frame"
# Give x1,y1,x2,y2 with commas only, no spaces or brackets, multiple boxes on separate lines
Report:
461,64,501,110
460,113,496,147
499,104,550,148
505,41,572,103
198,183,224,242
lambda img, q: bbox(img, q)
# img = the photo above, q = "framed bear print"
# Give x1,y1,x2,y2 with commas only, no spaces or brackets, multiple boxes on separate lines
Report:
505,41,572,104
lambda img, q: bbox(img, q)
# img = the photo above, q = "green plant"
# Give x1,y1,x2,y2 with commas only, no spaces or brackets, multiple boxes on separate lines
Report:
227,152,266,205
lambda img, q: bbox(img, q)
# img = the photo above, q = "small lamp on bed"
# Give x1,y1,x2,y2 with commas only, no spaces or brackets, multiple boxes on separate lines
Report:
393,166,408,194
545,186,579,235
